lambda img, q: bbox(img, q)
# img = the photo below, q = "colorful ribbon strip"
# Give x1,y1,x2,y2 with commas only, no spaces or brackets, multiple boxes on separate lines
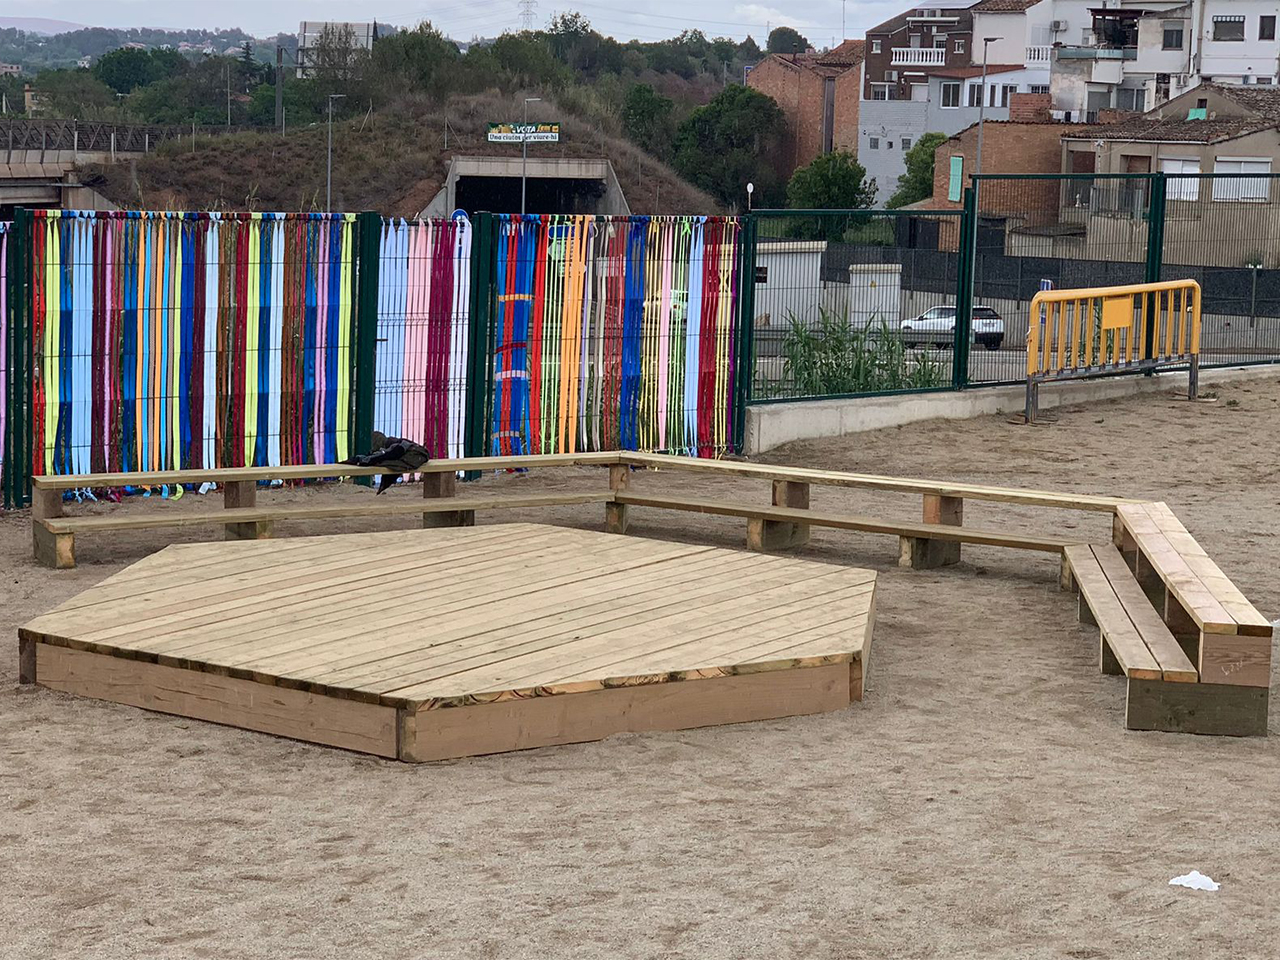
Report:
489,215,741,458
27,211,357,475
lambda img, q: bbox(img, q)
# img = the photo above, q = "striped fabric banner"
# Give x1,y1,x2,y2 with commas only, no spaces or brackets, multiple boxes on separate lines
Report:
373,216,472,459
490,215,742,458
0,223,7,486
28,210,357,476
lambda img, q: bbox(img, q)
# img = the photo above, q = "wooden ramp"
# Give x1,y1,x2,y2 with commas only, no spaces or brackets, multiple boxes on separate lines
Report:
19,524,877,762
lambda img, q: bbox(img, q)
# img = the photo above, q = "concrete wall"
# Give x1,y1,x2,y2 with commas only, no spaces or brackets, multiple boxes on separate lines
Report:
422,156,629,217
744,362,1279,454
860,100,930,203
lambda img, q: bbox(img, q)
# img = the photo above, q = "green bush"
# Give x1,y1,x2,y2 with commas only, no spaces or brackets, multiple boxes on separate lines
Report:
776,308,949,397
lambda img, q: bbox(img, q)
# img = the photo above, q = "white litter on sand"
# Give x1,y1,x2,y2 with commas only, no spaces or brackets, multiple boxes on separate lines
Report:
1170,870,1220,892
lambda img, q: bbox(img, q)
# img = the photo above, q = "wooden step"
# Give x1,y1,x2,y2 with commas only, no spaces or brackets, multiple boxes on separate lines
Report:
1064,544,1197,682
614,493,1076,553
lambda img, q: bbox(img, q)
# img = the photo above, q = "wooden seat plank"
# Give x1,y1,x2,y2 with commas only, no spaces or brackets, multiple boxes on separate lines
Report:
614,492,1075,553
40,491,614,535
1063,545,1162,681
621,452,1135,512
1090,545,1197,682
30,452,623,490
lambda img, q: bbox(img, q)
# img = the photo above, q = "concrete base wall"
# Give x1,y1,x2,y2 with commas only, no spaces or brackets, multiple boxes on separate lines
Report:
744,364,1280,455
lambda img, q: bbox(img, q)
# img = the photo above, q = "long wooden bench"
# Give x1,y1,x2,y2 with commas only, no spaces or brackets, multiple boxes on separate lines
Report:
29,453,620,569
613,492,1078,561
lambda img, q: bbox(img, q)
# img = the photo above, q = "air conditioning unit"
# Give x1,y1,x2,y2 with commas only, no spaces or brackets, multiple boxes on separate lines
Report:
1051,20,1068,32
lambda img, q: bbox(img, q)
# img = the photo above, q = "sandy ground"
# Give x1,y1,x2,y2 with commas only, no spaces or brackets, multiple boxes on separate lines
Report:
4,376,1280,959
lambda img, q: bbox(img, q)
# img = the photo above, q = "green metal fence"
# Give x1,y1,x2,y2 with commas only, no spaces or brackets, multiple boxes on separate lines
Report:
747,207,972,403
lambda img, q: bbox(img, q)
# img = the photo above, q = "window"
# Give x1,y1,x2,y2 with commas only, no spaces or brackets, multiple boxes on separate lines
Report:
1262,15,1276,41
968,83,983,107
869,136,880,150
1197,97,1208,109
902,137,913,151
1162,25,1184,49
1213,158,1272,201
941,81,961,108
1160,157,1200,201
887,141,894,149
1030,84,1050,95
871,83,891,100
1213,16,1245,41
1116,87,1143,111
934,38,947,49
1001,84,1017,107
1259,76,1275,84
871,39,882,53
954,39,965,54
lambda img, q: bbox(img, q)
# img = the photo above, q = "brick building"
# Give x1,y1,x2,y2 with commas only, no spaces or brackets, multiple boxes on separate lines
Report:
746,39,866,175
863,2,975,102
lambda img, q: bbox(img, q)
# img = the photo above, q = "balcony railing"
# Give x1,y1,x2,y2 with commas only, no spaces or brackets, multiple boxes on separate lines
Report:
891,47,946,66
1026,44,1051,63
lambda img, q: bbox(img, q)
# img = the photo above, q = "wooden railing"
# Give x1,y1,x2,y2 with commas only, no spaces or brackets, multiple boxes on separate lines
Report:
1025,279,1201,421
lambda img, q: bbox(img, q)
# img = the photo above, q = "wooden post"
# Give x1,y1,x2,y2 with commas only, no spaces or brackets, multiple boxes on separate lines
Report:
18,635,37,684
899,494,962,569
605,464,629,535
31,485,73,567
422,470,475,528
1163,593,1202,665
1114,516,1138,569
746,480,810,552
1100,633,1122,675
224,480,273,541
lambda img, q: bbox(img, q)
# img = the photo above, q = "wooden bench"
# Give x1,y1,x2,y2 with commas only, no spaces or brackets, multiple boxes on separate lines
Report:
612,491,1078,562
30,453,619,569
1058,544,1260,734
1115,502,1273,686
621,452,1134,569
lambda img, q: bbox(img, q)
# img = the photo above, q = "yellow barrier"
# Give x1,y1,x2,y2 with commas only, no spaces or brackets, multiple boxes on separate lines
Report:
1025,279,1201,421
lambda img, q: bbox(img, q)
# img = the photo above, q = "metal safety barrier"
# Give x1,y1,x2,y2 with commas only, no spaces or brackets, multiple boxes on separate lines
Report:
1025,279,1201,422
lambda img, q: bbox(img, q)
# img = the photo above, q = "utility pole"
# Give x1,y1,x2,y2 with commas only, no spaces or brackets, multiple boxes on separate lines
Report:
275,45,284,136
327,93,346,211
225,63,231,127
521,96,541,216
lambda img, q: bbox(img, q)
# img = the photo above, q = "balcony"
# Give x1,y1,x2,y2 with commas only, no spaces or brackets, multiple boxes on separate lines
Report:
1056,46,1137,60
891,47,946,66
1026,44,1051,63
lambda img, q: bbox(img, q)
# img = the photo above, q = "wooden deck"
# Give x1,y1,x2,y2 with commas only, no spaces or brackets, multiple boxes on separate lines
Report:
19,524,877,762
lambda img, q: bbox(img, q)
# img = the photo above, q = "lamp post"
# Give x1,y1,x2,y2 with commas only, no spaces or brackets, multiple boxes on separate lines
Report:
974,38,1003,184
326,93,345,212
521,96,542,216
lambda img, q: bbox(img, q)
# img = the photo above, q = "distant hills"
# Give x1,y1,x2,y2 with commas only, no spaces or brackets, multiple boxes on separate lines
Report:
0,17,87,35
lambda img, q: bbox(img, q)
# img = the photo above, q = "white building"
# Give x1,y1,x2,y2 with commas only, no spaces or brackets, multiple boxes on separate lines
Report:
1051,1,1280,120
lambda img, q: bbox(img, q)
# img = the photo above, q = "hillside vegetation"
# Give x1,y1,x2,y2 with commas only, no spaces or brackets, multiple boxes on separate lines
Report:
82,91,720,216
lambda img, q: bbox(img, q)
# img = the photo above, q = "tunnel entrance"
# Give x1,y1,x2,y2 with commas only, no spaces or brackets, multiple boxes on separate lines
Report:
454,175,607,215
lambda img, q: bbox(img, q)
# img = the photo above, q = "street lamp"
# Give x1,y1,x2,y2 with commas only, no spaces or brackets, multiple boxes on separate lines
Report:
974,37,1003,184
327,93,346,212
521,96,541,216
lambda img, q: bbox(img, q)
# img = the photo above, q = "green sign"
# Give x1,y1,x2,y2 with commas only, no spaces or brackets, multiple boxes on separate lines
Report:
487,122,561,143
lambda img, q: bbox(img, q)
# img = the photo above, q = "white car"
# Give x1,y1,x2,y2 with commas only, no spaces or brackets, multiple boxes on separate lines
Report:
899,305,1004,351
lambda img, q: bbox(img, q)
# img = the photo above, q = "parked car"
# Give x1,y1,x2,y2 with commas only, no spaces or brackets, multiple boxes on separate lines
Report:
899,305,1004,350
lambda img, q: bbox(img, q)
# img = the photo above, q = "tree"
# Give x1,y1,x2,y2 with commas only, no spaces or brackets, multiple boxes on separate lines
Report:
622,83,674,157
786,151,877,210
767,26,809,54
672,84,787,208
888,132,948,208
93,46,186,94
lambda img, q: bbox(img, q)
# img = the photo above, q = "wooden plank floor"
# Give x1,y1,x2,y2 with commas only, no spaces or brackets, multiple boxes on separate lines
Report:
20,523,877,762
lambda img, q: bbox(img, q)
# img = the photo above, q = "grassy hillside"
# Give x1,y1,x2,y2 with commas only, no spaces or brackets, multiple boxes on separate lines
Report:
82,91,722,216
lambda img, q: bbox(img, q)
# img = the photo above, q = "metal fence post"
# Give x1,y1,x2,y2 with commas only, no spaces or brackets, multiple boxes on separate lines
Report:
464,212,494,469
1143,173,1166,365
352,211,381,482
733,213,758,453
953,185,976,390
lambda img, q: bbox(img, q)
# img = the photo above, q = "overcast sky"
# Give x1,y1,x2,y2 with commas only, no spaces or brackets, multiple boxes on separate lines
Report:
13,0,910,47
